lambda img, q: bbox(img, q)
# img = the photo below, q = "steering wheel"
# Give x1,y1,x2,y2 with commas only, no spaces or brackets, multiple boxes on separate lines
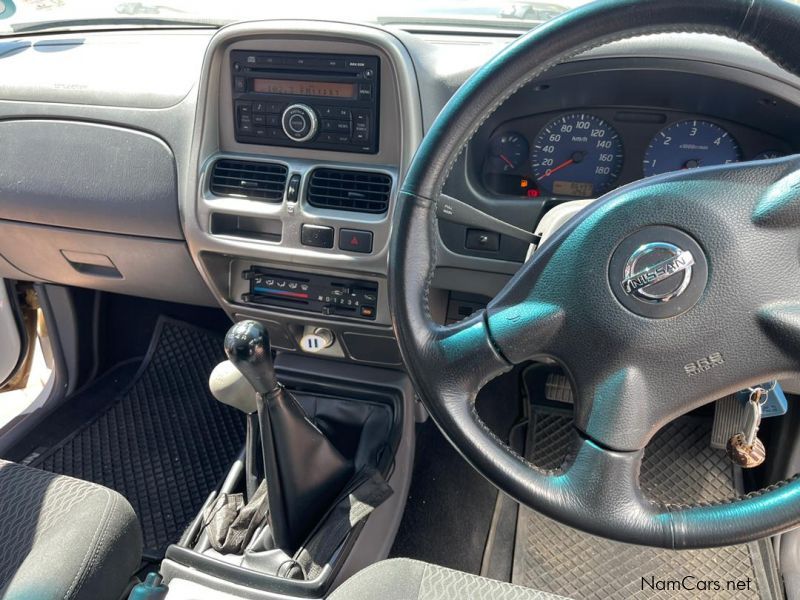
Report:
389,0,800,549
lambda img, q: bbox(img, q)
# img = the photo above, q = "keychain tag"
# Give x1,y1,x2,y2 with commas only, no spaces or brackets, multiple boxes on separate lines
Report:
735,381,787,418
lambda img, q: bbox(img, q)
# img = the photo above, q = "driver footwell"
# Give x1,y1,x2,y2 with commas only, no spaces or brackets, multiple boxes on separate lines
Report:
510,407,782,599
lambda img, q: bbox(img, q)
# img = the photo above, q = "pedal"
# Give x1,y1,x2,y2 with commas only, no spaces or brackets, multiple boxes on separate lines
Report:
544,373,573,404
711,394,744,449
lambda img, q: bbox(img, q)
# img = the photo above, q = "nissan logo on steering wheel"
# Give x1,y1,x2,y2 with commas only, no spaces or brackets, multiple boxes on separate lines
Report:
621,242,695,303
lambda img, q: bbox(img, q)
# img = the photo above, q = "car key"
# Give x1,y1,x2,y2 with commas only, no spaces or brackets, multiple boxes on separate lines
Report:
726,387,767,468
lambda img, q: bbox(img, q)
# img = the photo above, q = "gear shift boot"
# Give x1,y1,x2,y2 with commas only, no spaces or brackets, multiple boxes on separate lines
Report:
224,320,353,554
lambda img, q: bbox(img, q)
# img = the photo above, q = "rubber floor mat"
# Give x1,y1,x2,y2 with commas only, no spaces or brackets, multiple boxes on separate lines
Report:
32,317,245,556
512,408,782,599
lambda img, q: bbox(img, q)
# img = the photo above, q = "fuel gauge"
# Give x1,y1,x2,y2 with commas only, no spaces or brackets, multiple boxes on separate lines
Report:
487,132,529,172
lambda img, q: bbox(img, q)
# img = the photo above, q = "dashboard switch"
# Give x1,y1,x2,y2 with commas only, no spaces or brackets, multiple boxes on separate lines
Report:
465,229,500,252
339,228,373,253
286,174,301,202
301,224,334,249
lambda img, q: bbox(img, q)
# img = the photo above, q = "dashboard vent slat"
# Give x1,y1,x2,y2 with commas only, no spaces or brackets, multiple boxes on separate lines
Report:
308,168,392,214
210,159,288,201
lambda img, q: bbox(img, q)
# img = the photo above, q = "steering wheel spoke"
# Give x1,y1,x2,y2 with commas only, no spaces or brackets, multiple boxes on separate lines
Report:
428,313,513,398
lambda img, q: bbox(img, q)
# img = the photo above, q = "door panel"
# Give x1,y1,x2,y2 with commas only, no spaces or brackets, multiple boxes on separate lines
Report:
0,281,24,388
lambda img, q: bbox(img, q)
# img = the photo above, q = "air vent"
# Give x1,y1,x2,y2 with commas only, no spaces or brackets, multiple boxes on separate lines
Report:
307,168,392,214
210,159,288,201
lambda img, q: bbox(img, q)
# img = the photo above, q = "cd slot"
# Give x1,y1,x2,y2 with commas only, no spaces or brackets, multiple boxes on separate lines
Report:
243,67,359,78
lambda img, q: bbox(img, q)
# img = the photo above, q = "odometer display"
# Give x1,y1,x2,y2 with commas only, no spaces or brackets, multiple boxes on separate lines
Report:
643,120,741,177
531,113,624,197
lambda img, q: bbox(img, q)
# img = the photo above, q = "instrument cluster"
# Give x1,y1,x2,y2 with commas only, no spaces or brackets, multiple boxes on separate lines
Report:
480,108,792,199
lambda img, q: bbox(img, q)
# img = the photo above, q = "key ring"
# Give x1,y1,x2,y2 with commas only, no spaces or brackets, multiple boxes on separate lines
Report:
748,381,777,403
748,387,769,405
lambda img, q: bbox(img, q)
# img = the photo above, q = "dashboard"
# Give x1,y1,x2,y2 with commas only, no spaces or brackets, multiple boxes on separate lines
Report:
1,26,800,368
480,108,790,200
467,65,800,207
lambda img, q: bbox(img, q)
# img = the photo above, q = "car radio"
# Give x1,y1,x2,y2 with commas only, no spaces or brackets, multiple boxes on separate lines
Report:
230,50,380,154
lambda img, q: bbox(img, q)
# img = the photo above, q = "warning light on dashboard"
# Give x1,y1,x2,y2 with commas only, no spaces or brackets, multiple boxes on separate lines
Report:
527,189,540,198
520,179,529,188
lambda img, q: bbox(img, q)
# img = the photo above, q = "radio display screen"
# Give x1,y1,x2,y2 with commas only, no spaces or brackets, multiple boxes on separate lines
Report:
252,78,357,99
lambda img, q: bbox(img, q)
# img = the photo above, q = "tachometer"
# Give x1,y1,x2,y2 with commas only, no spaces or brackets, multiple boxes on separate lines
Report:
531,113,624,197
642,120,741,177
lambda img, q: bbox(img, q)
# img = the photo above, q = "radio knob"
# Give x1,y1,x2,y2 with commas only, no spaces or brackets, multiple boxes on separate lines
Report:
281,103,318,142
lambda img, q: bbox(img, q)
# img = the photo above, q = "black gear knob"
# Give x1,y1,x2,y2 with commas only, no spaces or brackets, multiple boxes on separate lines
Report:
223,320,278,395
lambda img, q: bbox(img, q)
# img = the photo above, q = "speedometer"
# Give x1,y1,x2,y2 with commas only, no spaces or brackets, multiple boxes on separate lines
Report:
531,113,624,197
642,120,741,177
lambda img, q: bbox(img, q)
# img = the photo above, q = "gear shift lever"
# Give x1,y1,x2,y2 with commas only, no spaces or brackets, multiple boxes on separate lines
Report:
224,320,353,553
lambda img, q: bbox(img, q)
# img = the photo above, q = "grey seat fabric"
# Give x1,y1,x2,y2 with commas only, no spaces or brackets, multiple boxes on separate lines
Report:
328,558,571,600
0,459,143,600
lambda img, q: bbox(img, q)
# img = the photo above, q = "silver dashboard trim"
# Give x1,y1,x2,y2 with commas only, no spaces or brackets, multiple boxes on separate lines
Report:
182,20,424,334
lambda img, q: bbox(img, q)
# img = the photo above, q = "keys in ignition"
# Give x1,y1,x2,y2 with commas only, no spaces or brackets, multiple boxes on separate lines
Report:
726,387,767,469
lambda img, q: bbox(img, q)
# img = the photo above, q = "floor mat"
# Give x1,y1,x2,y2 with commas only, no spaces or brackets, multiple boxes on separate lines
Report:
31,317,245,557
389,420,499,573
512,408,782,599
390,371,523,574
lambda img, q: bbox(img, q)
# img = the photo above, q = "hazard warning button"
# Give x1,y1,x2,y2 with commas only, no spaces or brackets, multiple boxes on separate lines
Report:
339,228,373,254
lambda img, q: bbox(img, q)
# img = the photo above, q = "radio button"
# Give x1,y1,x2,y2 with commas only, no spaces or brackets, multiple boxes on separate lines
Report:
353,131,369,143
266,115,279,127
258,55,284,66
234,77,246,92
322,119,351,133
282,104,318,142
236,102,252,115
253,114,266,125
353,110,369,126
289,114,309,133
253,102,267,113
239,122,253,134
358,84,373,99
266,102,284,114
